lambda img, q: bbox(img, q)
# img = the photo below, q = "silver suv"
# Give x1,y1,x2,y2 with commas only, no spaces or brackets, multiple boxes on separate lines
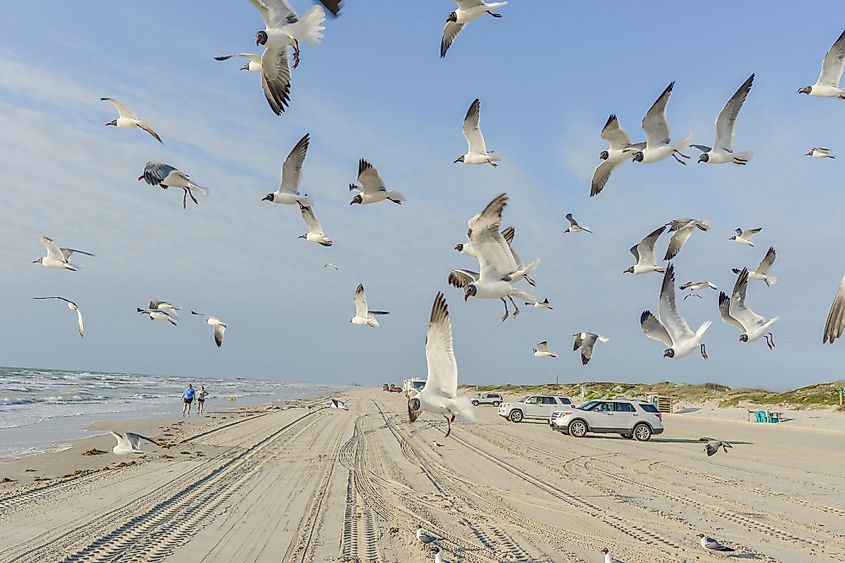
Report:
550,399,664,441
471,392,502,407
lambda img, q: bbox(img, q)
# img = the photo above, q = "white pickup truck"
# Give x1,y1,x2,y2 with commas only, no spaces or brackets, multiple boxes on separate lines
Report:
498,395,573,423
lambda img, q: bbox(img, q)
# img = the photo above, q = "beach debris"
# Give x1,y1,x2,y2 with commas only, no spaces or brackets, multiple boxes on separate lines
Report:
2,477,16,483
82,448,107,456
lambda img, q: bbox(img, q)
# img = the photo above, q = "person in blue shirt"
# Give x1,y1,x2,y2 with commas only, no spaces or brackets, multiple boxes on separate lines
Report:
182,383,195,416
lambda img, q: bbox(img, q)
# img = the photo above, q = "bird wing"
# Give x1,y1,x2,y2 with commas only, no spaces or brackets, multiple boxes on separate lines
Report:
642,82,674,147
572,333,583,351
111,431,131,450
249,0,298,28
260,45,292,116
215,53,262,63
137,122,163,144
823,275,845,343
755,246,776,275
705,442,719,456
40,236,65,262
142,162,177,186
60,248,94,260
601,114,632,150
462,98,487,155
690,144,712,153
535,341,549,353
424,293,458,399
447,269,479,288
298,203,323,235
658,264,695,342
664,225,694,261
469,194,517,280
579,334,599,365
714,74,753,152
456,0,485,7
718,291,745,331
641,310,673,347
632,225,666,265
280,133,309,193
565,213,579,227
729,269,766,331
440,21,466,58
590,159,623,197
74,305,84,338
354,283,369,317
125,432,158,449
501,226,515,246
742,227,763,238
213,324,226,348
101,97,137,119
319,0,341,16
818,29,845,86
357,159,386,193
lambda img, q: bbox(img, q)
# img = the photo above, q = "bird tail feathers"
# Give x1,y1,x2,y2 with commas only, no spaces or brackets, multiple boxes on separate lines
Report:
188,182,209,196
673,133,693,151
452,396,475,422
765,276,778,287
696,320,713,337
387,191,405,202
297,195,314,206
294,5,326,47
733,149,753,163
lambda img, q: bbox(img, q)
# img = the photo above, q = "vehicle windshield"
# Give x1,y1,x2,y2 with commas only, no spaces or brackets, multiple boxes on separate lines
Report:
412,381,426,390
518,396,529,403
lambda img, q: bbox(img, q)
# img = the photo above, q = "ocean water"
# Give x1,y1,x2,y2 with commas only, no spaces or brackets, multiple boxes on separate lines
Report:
0,366,344,458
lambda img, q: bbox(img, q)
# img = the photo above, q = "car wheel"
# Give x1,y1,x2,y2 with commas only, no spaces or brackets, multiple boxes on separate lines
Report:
509,410,523,423
568,419,587,438
620,433,633,440
492,401,500,407
633,423,652,442
471,400,479,406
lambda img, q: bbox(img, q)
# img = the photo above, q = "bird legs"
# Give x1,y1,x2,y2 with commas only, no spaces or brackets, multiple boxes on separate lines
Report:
443,413,456,438
700,343,708,359
499,296,520,321
733,157,749,166
487,159,498,167
672,150,691,165
292,39,301,69
764,333,775,350
181,188,199,209
487,10,503,17
683,292,702,300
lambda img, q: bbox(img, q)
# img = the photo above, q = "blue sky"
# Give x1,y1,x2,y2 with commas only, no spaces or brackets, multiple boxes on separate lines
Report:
2,2,845,389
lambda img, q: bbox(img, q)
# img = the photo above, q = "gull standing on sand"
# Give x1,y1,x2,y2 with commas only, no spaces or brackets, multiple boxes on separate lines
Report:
624,226,667,275
699,437,732,456
111,431,159,455
349,160,405,205
262,134,314,206
453,99,501,166
798,29,845,99
601,548,625,563
33,236,94,271
297,202,333,246
137,307,178,326
680,281,718,300
214,52,262,72
532,341,557,358
732,246,777,286
664,218,710,261
330,398,349,410
698,534,735,553
591,115,644,197
416,525,441,544
640,264,712,359
191,311,227,348
101,98,162,143
691,74,754,165
433,546,449,563
440,1,507,58
34,297,84,338
573,333,609,365
139,162,209,209
720,268,778,349
729,227,762,246
563,213,592,234
407,293,474,438
806,147,835,158
823,275,845,343
351,283,389,327
631,82,692,165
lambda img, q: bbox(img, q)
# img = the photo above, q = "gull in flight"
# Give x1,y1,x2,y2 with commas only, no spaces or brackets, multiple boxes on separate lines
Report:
297,202,333,246
798,29,845,99
624,225,667,275
732,246,777,286
101,98,162,144
33,236,94,271
729,227,762,246
453,98,501,166
324,262,339,270
640,264,712,359
699,437,732,457
573,333,609,365
526,298,553,309
110,431,159,455
249,1,326,115
691,74,754,165
416,525,441,544
349,160,405,205
214,52,262,72
631,82,692,165
664,218,710,261
698,534,735,553
149,300,180,317
823,275,845,343
719,268,778,349
34,297,84,338
591,114,644,197
440,1,507,58
262,134,314,206
806,147,835,158
407,293,473,438
191,311,227,348
600,548,624,563
563,213,592,234
139,162,209,209
455,226,535,286
330,398,349,410
680,281,718,300
532,341,557,358
351,283,389,327
137,307,178,326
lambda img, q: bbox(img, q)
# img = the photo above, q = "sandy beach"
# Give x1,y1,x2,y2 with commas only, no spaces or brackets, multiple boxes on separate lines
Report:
2,389,845,562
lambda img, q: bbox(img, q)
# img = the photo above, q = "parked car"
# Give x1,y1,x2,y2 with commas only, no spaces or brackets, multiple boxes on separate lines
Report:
383,384,389,391
403,378,427,397
550,399,664,441
471,393,503,407
388,385,402,393
498,395,573,423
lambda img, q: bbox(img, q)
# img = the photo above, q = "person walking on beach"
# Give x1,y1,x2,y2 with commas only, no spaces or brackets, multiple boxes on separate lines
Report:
197,385,209,416
182,383,195,416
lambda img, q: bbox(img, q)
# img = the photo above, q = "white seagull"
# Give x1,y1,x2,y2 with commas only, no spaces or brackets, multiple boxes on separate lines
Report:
719,268,778,349
532,340,557,358
262,134,314,206
698,534,735,553
573,333,609,365
823,275,845,344
679,281,718,300
433,547,449,563
526,298,553,310
416,525,441,544
351,283,389,327
455,226,535,286
349,160,405,205
214,52,262,72
101,98,162,143
729,227,762,246
732,246,777,286
440,1,507,58
33,236,94,271
806,147,835,158
591,114,644,197
563,213,592,234
191,311,227,348
624,225,667,275
798,29,845,99
453,98,501,166
631,82,692,165
110,431,159,455
692,74,754,165
699,437,732,457
149,300,180,317
139,162,209,209
640,264,712,359
407,293,474,438
600,548,625,563
137,307,178,326
297,202,332,246
664,218,710,261
34,297,84,338
324,262,339,270
330,398,349,410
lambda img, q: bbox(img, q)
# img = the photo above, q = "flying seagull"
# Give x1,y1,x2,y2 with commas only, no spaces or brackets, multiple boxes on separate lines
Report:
526,298,553,309
349,160,405,205
729,227,762,246
191,311,227,348
631,82,692,165
806,147,835,158
732,246,777,286
720,268,778,349
455,226,535,286
33,236,94,271
624,225,667,275
34,297,84,338
139,162,209,209
664,218,710,261
798,29,845,98
680,281,718,300
324,262,339,270
532,341,557,358
249,1,326,114
573,332,609,365
601,548,625,563
454,98,501,166
692,74,754,165
698,534,735,553
563,213,592,234
137,308,178,326
699,437,732,457
330,398,349,410
110,431,159,455
591,114,644,197
440,1,507,58
351,283,389,327
296,202,333,246
640,264,711,359
262,133,314,206
149,300,180,317
416,525,441,544
823,275,845,343
101,98,162,143
407,293,473,438
214,52,262,72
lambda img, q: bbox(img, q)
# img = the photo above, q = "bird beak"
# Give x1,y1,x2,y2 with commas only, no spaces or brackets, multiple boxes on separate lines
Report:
454,244,461,251
32,259,40,263
240,64,249,71
453,158,462,163
262,194,272,202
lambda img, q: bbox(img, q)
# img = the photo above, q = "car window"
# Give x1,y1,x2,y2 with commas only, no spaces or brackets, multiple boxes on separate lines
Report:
524,396,540,404
640,404,660,413
541,397,557,405
593,402,613,412
614,402,635,412
558,397,571,404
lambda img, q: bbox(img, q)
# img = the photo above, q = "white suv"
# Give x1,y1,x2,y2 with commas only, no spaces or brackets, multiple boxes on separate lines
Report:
498,395,573,423
471,393,503,407
550,399,664,441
